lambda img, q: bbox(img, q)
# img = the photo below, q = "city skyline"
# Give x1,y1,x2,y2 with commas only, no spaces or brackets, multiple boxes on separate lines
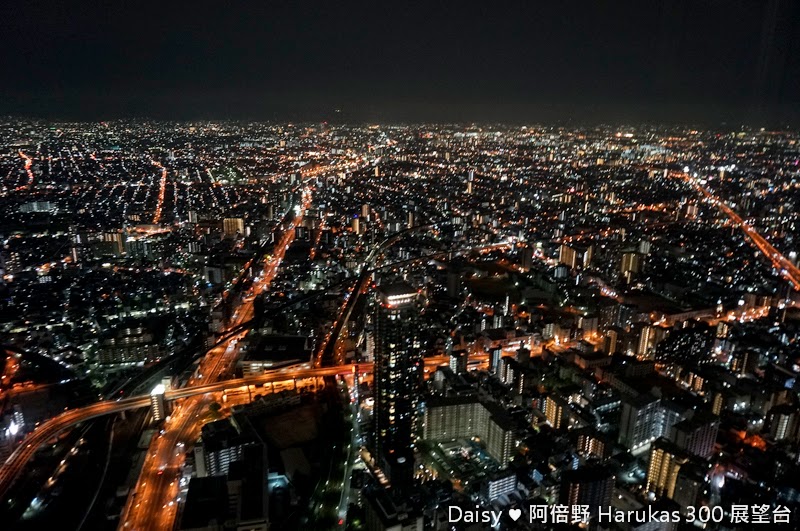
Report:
2,3,800,531
1,121,799,530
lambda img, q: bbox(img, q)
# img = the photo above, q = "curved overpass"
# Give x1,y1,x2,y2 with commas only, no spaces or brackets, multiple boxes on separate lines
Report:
0,364,363,500
0,349,483,501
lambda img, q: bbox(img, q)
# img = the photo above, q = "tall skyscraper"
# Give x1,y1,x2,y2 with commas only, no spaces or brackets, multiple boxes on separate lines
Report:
374,282,423,494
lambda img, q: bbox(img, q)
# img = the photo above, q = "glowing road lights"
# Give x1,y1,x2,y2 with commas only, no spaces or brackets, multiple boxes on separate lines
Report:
152,160,168,224
17,150,34,189
674,171,800,291
121,185,313,531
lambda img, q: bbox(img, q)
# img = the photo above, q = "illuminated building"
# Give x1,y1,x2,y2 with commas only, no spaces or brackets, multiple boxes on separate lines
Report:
448,348,467,375
19,201,56,213
576,428,613,460
620,251,641,273
730,348,757,375
618,394,684,453
767,404,799,442
621,251,642,283
124,237,154,260
558,244,591,269
654,321,714,366
98,325,162,366
4,251,22,275
11,406,24,432
604,327,620,355
373,283,423,493
150,383,167,422
423,396,482,441
544,395,568,430
223,217,245,238
482,470,517,501
636,324,667,359
489,346,502,375
422,396,516,465
483,401,515,465
99,230,125,256
669,413,719,459
646,438,691,499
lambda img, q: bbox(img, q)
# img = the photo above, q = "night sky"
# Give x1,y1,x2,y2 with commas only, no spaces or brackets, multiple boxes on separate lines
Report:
2,0,800,124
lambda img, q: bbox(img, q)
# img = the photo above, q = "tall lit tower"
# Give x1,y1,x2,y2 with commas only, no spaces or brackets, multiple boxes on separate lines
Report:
373,282,423,495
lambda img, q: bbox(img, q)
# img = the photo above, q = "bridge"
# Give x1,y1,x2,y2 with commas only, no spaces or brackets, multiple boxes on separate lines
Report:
0,364,365,500
0,351,486,500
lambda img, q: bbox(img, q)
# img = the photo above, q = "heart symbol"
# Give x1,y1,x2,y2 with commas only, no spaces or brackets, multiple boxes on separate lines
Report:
509,508,522,521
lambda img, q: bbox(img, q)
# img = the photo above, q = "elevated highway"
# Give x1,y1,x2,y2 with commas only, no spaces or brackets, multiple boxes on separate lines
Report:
0,351,485,501
674,170,800,291
0,364,362,501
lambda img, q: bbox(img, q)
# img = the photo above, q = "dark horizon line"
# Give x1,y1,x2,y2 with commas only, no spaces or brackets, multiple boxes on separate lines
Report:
2,115,800,130
3,99,800,128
